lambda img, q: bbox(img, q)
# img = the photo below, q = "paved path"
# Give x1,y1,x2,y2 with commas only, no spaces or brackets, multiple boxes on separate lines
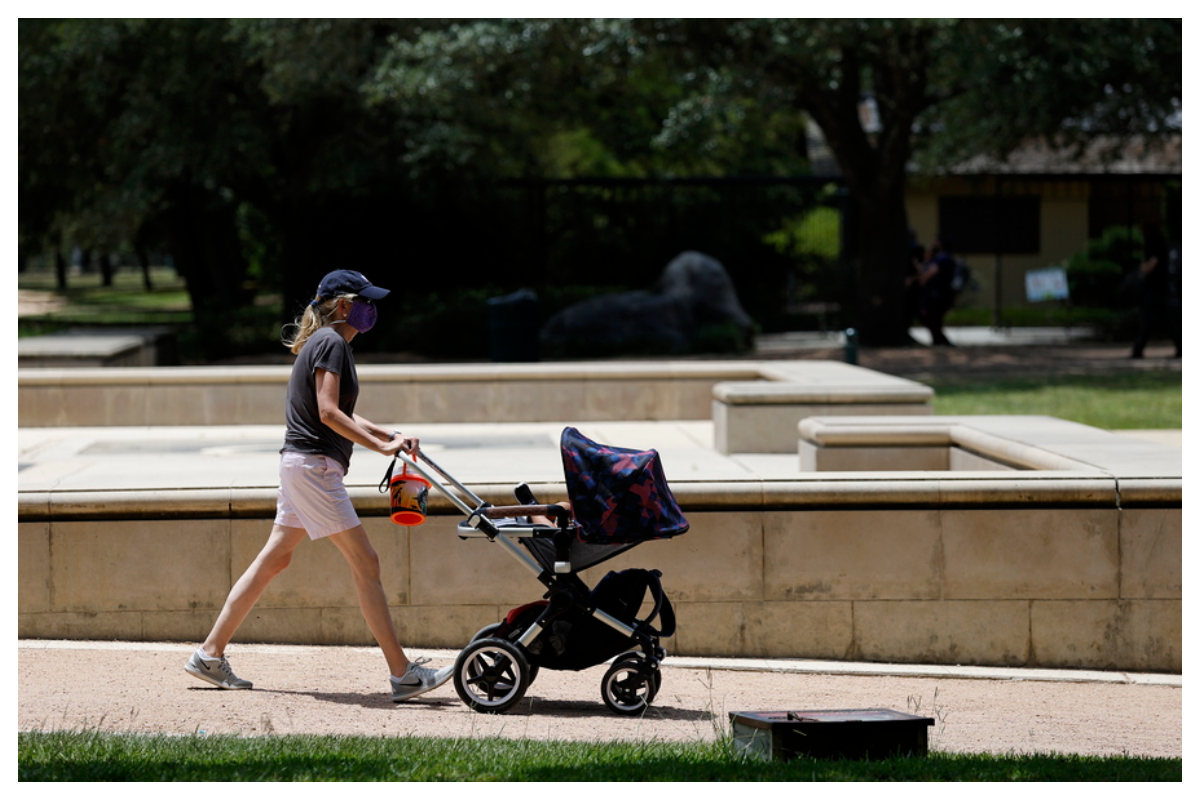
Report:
752,329,1182,380
17,640,1183,758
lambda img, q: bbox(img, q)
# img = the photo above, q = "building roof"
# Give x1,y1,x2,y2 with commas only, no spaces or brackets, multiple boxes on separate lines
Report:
948,134,1181,176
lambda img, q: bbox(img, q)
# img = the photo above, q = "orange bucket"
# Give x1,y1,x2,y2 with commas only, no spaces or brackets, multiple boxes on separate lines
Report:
389,464,430,526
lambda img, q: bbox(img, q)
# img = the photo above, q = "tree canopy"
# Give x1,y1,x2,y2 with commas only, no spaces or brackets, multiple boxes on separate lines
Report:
20,18,1181,353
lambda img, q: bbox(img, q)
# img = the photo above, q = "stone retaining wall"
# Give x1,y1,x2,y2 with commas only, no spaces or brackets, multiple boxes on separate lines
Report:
18,469,1181,672
17,360,931,431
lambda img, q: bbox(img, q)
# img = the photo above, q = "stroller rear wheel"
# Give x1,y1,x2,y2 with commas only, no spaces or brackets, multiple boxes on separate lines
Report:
600,654,660,716
454,637,531,714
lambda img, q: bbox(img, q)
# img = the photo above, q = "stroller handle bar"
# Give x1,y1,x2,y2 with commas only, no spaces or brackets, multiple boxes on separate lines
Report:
394,449,484,517
388,449,549,581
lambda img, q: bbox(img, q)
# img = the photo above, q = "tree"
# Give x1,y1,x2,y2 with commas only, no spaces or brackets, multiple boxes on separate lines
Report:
21,19,1180,353
19,20,424,355
641,19,1182,344
366,18,1181,345
19,19,267,348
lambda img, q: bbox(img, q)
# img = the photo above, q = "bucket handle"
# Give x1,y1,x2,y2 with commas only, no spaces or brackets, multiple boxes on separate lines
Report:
378,456,402,494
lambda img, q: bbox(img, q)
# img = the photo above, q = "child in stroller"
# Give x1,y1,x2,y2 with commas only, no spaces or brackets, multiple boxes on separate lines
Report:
394,426,689,715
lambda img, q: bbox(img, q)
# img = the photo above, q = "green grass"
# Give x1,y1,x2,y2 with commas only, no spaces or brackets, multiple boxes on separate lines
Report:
927,372,1182,430
18,267,195,330
17,731,1182,781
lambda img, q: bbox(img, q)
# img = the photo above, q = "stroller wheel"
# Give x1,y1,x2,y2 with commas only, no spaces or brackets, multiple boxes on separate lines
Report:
453,637,531,714
469,622,540,685
600,655,660,716
469,623,503,641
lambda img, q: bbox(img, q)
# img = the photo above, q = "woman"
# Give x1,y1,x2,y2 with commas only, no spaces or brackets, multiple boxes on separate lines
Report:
185,269,453,702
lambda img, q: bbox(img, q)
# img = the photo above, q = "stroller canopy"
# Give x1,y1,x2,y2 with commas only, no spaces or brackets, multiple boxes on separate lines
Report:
560,427,690,544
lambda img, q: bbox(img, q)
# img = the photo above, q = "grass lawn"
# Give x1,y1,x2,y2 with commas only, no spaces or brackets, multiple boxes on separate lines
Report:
927,372,1182,430
18,267,194,329
17,731,1183,782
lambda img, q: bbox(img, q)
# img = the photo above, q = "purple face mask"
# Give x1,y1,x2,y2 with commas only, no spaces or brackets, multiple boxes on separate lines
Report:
345,299,378,333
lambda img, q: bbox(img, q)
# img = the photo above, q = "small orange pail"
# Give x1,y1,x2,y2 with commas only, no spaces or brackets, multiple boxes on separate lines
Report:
389,464,430,526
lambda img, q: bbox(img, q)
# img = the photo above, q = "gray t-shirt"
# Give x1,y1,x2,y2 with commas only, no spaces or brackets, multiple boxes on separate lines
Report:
281,327,359,471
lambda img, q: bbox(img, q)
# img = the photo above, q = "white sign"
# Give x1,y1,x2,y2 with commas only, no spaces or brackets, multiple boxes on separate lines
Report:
1025,267,1070,302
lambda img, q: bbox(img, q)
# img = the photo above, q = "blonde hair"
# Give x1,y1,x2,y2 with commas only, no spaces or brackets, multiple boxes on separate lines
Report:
281,293,358,354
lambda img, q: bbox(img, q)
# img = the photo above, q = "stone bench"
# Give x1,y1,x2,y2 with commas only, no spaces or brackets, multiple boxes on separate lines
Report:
713,362,934,454
798,415,1181,485
18,327,176,368
17,359,932,434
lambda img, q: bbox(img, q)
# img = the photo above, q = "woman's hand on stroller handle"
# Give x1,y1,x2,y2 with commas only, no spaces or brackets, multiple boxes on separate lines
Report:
382,432,419,457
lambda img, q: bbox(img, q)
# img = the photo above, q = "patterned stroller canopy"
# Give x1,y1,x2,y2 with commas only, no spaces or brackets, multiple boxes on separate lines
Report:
560,426,690,544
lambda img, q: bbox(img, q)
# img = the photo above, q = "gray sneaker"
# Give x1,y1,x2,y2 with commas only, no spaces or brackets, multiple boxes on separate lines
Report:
391,657,453,702
185,648,253,690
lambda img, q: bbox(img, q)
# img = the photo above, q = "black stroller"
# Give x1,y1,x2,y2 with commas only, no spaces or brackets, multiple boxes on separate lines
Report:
392,426,689,715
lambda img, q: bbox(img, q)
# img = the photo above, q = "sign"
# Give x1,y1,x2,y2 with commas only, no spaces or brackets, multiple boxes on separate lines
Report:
1025,267,1070,302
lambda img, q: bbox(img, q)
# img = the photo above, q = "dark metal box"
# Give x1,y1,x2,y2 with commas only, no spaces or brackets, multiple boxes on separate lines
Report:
730,708,935,761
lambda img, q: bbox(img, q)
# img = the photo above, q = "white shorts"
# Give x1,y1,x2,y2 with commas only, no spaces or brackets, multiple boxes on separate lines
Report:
274,451,361,540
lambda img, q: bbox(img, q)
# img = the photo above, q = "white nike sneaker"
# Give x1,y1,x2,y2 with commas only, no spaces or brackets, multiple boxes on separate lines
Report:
390,657,453,702
185,648,253,690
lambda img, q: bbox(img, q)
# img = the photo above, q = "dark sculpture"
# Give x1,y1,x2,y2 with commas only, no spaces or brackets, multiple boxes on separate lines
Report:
540,251,755,358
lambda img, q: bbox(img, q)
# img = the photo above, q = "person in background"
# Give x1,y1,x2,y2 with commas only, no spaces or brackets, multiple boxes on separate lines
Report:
185,269,455,702
1131,222,1182,359
918,234,957,346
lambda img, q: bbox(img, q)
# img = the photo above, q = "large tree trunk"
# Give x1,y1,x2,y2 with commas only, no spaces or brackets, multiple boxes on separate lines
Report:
846,188,917,346
55,250,68,291
785,25,930,346
136,246,154,291
161,185,253,359
99,253,115,288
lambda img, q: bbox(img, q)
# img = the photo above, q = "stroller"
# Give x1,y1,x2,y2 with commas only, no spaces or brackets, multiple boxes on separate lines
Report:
391,426,689,715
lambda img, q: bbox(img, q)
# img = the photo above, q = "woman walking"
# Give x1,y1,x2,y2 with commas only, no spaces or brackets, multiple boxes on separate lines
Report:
185,270,453,702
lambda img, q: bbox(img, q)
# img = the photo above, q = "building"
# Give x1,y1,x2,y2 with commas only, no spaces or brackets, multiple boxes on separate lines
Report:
904,135,1182,321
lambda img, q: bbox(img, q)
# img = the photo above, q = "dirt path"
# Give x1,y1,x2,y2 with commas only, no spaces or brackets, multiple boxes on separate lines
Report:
17,290,68,318
18,642,1182,759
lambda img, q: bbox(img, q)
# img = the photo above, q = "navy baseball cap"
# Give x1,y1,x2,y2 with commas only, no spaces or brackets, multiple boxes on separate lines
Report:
315,270,390,301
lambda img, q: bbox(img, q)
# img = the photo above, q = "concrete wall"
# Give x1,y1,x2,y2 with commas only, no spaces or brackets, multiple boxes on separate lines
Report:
17,363,762,428
17,480,1181,672
17,361,933,431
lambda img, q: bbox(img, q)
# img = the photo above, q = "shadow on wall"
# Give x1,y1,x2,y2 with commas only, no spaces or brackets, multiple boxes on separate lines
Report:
539,251,756,358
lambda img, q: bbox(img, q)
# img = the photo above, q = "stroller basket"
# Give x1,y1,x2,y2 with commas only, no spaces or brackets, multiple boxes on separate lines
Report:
389,426,688,715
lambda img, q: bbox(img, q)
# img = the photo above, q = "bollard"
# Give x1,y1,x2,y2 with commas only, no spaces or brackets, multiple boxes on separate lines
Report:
844,328,858,365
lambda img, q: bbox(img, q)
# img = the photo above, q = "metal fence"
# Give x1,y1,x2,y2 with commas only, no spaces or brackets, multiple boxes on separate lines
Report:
497,176,846,332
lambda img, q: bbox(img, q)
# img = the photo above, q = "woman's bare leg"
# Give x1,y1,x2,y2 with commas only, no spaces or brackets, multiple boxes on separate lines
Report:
201,524,307,657
327,525,409,677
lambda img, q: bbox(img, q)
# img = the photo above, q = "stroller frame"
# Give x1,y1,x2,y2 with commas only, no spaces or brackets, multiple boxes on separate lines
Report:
395,445,674,715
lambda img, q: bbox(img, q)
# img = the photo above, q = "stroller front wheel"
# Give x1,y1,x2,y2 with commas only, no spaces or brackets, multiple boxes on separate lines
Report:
453,637,531,714
600,655,660,716
469,622,540,685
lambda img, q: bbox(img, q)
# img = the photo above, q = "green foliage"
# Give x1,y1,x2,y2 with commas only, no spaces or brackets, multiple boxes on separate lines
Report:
18,731,1182,782
919,20,1182,169
1065,226,1142,308
765,206,841,263
764,196,843,306
366,288,495,361
20,19,1181,356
